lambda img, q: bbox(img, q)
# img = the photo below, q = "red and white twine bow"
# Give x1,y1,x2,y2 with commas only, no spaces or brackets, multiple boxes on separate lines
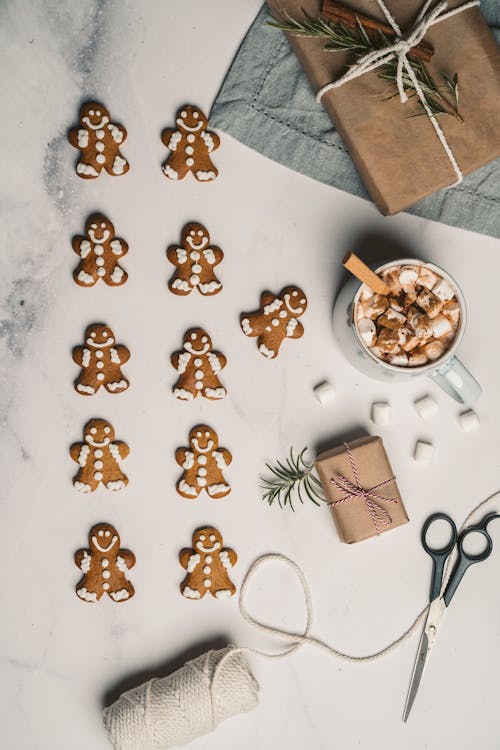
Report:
330,443,398,535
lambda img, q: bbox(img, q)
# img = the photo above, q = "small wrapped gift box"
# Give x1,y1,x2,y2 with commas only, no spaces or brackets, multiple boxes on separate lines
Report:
267,0,500,214
315,436,408,543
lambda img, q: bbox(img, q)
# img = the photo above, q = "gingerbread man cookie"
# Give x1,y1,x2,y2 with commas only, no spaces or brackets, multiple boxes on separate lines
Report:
176,425,231,500
179,526,237,600
75,523,135,603
171,328,227,401
167,222,223,296
72,213,128,287
73,323,130,395
161,105,220,182
68,102,129,179
240,286,308,359
70,418,129,493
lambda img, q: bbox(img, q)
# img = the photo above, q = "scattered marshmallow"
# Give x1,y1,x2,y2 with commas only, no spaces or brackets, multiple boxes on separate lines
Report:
357,317,377,347
408,347,428,367
432,278,455,302
371,401,392,426
415,289,443,318
414,395,439,419
459,409,479,432
414,440,434,464
313,380,336,405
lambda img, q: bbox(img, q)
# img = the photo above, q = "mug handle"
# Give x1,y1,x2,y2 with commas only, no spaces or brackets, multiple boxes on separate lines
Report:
428,356,482,404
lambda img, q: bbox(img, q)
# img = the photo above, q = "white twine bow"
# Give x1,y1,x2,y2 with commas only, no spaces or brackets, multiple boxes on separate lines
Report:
316,0,481,186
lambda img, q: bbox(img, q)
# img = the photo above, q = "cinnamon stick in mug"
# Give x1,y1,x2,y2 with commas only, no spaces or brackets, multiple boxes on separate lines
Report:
343,252,391,295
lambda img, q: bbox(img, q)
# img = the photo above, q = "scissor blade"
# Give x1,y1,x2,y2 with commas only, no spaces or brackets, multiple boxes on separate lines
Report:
403,597,446,722
403,629,430,722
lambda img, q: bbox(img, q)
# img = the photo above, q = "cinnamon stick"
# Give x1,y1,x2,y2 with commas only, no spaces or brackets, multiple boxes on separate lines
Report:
321,0,434,62
343,252,391,295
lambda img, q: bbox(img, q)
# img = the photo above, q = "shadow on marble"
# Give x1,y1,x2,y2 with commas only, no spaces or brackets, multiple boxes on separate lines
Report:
102,634,231,708
314,425,369,457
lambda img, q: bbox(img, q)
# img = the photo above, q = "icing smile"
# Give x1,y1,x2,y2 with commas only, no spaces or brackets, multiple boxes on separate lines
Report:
284,294,305,314
185,343,209,355
82,115,109,130
196,541,221,554
86,436,110,447
177,119,203,132
87,338,114,347
186,236,208,250
192,439,214,453
92,535,117,552
89,229,110,244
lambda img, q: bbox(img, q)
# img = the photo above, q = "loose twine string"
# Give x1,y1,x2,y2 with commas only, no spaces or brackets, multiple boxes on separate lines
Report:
316,0,481,187
213,490,500,687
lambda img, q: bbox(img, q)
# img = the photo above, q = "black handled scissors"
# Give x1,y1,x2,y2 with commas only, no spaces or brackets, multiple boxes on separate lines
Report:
403,511,499,722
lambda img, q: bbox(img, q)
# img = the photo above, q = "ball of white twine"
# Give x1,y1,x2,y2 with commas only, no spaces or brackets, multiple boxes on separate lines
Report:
103,646,259,749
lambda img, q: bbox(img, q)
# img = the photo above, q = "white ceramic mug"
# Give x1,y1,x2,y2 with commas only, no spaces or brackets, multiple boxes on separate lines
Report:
332,258,481,404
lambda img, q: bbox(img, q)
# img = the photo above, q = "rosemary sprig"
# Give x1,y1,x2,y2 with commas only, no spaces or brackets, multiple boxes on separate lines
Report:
268,12,462,122
260,447,325,510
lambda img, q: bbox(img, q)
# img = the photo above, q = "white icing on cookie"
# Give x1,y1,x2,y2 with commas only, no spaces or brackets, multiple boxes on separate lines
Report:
259,344,274,358
204,387,226,399
199,281,221,294
174,388,194,401
207,352,221,373
172,278,191,292
77,445,90,467
110,348,121,364
163,163,178,179
107,379,128,392
80,551,92,573
168,132,182,151
187,553,200,572
110,266,124,283
106,480,125,491
76,384,95,395
201,132,214,151
77,587,97,602
214,589,231,599
183,586,201,599
207,483,230,496
177,351,191,373
219,550,232,569
286,318,298,337
182,451,195,469
107,123,123,143
263,299,283,315
110,239,122,255
112,155,127,175
82,349,91,367
195,170,216,181
211,450,227,469
179,479,197,496
76,162,99,177
77,129,89,148
110,589,130,601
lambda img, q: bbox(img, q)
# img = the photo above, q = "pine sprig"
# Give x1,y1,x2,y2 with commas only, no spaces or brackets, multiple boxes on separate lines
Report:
260,447,325,510
268,12,462,122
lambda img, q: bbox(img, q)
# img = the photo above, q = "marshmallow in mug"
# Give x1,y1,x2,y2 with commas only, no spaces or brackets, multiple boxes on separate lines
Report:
355,263,461,368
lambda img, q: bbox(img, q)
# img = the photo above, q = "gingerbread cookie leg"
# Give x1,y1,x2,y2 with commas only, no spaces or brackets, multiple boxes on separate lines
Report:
193,152,218,183
108,578,135,602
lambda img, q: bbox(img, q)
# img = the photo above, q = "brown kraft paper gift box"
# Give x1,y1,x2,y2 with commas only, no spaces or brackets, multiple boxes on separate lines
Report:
315,436,408,543
266,0,500,215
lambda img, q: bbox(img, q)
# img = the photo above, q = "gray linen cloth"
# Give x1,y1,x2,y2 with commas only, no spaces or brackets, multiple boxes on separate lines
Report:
210,4,500,238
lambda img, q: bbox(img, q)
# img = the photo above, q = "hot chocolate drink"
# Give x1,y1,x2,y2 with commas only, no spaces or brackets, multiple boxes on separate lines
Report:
354,262,461,367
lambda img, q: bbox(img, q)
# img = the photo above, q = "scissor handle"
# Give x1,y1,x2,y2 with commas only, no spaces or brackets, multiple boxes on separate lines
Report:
442,518,495,606
421,513,458,602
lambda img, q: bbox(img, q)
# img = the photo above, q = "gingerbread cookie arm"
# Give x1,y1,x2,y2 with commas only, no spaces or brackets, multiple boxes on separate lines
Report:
117,549,135,570
210,350,227,371
205,131,221,152
108,123,127,144
179,548,193,569
205,245,223,267
111,238,128,257
74,549,88,570
171,350,189,370
218,447,232,467
113,345,130,364
175,447,191,467
69,443,83,463
288,320,305,339
161,128,176,148
222,547,238,567
166,245,184,265
72,236,85,256
113,440,130,461
72,346,85,366
68,127,81,148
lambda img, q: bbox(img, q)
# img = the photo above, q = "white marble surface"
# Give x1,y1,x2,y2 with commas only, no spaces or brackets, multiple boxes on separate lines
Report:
2,2,500,749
